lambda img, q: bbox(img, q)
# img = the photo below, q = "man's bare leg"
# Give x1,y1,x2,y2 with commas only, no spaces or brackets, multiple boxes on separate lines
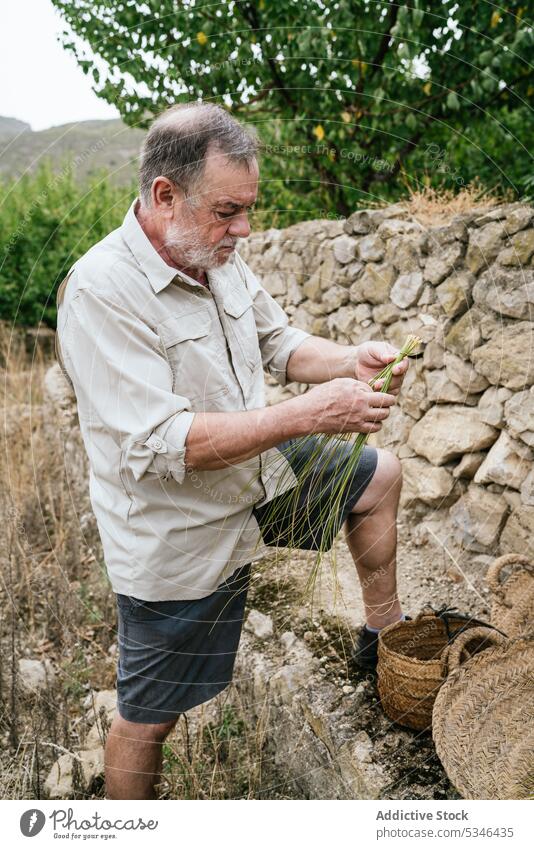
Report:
105,714,178,799
345,448,403,629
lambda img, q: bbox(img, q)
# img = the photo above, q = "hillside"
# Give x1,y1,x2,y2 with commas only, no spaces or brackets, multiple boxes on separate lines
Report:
0,116,143,185
0,116,31,137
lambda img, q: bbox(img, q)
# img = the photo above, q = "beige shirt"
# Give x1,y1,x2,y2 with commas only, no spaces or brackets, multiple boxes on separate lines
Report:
56,199,311,600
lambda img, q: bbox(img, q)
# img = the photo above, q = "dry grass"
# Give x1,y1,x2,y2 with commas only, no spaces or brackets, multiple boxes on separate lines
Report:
0,325,276,799
159,691,271,800
0,322,101,797
403,182,503,225
358,181,511,227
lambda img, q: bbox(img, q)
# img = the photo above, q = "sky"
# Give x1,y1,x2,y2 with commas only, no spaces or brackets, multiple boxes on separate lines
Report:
0,0,120,131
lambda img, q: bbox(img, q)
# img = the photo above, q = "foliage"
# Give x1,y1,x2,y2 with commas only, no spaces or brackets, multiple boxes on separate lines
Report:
0,164,134,327
429,105,534,202
51,0,533,217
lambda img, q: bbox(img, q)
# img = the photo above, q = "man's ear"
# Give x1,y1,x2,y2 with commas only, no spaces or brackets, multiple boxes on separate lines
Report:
151,177,181,215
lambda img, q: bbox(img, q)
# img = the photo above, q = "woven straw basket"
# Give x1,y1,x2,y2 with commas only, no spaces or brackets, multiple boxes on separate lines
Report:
377,608,502,731
433,627,534,799
487,553,534,638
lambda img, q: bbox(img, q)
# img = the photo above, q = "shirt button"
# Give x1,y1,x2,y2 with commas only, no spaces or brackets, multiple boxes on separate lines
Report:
152,438,163,450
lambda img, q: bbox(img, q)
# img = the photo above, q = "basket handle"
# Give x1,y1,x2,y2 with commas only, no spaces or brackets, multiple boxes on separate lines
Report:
486,553,533,600
415,604,507,639
414,605,440,622
444,626,508,673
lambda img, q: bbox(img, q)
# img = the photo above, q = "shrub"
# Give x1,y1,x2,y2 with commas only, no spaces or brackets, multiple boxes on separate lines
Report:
0,163,135,328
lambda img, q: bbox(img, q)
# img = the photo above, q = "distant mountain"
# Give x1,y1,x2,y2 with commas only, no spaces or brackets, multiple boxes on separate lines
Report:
0,116,32,137
0,116,144,185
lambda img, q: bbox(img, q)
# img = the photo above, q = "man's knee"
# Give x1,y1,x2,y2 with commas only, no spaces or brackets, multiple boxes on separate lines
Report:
383,450,403,493
108,713,179,745
351,448,402,514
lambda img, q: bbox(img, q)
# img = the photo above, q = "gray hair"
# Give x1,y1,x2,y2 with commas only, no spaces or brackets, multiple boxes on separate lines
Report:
139,102,259,206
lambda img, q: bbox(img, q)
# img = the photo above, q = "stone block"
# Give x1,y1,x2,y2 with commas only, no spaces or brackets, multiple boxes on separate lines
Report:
444,351,489,394
424,242,465,286
422,341,445,370
350,262,395,305
358,234,385,263
452,453,486,480
390,272,424,309
435,271,475,318
504,207,534,236
471,322,534,390
472,266,534,320
424,369,466,404
322,284,349,313
344,209,372,235
372,303,401,326
332,235,358,264
500,505,534,560
477,385,513,428
504,387,534,447
449,485,508,552
385,234,425,274
408,406,498,465
473,431,532,490
400,457,456,507
466,221,506,274
444,308,484,359
497,228,534,266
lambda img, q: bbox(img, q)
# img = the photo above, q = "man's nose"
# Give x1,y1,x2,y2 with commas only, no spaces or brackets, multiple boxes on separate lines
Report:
227,213,251,239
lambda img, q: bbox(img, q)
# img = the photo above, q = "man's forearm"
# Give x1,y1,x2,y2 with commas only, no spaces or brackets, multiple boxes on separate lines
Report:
185,337,365,471
184,394,311,470
286,335,358,384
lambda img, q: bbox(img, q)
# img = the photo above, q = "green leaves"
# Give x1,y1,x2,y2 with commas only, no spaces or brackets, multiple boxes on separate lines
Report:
46,0,533,212
0,165,132,328
446,91,460,111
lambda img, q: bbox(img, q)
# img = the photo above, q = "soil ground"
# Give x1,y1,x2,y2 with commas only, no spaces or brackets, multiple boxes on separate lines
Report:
246,515,494,800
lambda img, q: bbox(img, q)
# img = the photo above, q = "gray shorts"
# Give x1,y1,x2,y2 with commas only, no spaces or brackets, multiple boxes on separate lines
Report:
253,436,378,551
115,437,378,723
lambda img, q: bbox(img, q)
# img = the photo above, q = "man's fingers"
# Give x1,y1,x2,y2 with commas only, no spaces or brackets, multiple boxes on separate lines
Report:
368,391,396,407
393,358,409,375
366,408,391,422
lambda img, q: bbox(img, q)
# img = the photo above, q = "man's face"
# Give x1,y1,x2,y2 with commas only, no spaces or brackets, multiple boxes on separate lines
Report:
162,152,259,270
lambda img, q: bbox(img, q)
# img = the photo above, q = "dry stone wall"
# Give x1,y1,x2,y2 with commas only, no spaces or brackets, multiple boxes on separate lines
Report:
238,202,534,559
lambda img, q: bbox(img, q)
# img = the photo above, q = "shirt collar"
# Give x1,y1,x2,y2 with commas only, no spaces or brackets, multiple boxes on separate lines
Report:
120,198,196,294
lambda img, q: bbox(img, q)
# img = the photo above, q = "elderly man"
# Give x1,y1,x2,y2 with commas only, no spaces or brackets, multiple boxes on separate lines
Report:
56,102,409,800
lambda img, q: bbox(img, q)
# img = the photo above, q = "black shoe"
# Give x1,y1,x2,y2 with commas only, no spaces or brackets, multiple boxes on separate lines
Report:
351,625,380,671
351,617,412,671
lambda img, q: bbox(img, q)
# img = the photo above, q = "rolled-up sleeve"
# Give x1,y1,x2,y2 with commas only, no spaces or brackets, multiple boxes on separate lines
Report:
234,252,311,386
61,287,195,484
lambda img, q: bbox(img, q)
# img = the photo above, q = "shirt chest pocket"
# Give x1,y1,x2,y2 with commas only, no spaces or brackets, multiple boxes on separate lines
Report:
157,309,229,409
223,289,260,371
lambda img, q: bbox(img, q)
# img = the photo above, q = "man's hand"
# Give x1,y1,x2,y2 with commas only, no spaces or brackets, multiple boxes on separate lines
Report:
185,377,396,469
300,378,397,435
353,341,410,396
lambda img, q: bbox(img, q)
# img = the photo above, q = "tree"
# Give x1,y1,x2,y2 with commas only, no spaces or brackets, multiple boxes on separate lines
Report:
52,0,533,217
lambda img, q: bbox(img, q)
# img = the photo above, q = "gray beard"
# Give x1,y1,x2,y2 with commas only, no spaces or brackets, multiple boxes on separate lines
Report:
163,221,236,270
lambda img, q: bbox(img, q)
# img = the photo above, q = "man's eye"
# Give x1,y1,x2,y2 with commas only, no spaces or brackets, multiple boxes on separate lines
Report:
215,207,256,219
